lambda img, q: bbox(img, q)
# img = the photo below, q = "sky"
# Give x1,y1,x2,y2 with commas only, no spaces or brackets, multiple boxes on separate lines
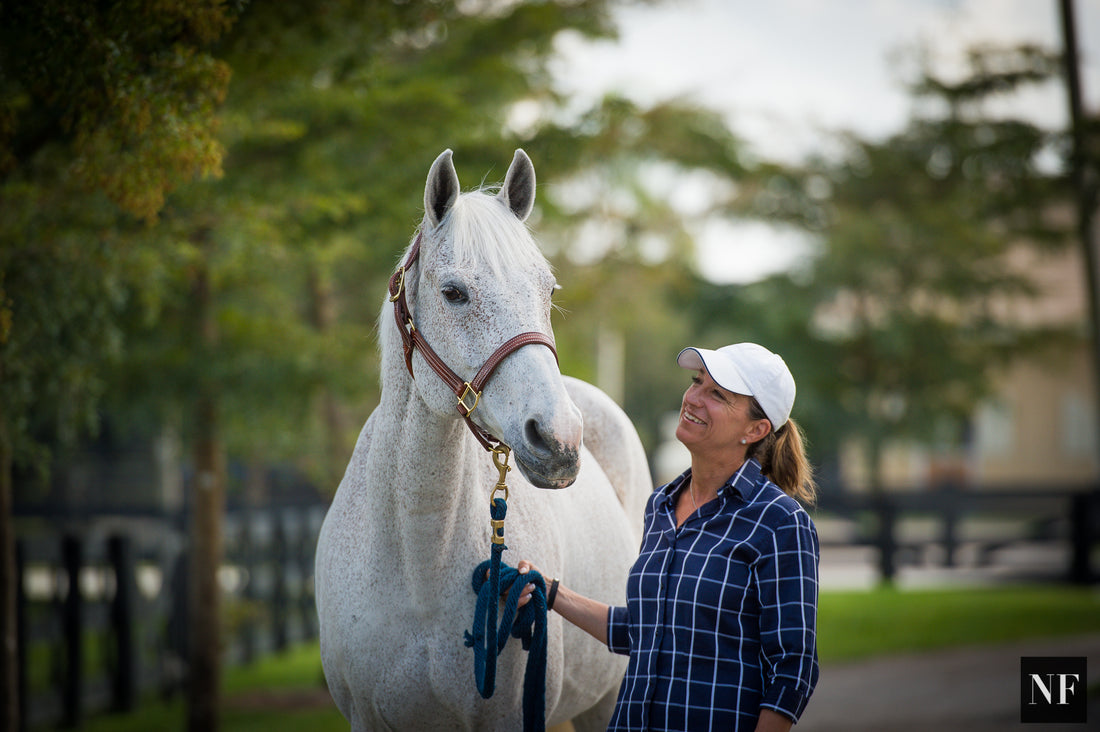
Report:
548,0,1100,282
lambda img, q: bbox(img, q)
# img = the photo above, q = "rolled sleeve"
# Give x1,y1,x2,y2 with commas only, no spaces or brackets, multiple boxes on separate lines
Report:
756,508,820,722
761,684,812,723
606,605,632,656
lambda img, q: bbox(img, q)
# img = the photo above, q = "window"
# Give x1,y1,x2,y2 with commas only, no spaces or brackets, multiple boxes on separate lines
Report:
975,399,1013,457
1061,391,1098,458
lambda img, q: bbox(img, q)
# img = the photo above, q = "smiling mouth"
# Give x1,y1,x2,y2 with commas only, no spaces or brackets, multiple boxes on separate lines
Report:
682,410,706,426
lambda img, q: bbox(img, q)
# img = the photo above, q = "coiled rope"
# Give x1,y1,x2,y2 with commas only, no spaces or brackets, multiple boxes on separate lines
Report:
463,493,549,732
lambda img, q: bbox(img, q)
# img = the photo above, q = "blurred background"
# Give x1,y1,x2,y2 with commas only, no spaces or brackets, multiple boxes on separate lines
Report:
1,0,1098,730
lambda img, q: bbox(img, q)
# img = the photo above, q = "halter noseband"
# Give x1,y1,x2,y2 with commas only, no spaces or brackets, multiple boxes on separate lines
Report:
388,231,558,451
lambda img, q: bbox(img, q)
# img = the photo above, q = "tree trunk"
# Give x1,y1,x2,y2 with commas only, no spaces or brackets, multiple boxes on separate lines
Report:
307,264,348,490
187,248,226,732
0,411,19,732
867,434,897,585
1059,0,1100,463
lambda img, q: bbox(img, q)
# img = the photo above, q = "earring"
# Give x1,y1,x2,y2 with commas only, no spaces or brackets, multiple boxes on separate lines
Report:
740,438,747,445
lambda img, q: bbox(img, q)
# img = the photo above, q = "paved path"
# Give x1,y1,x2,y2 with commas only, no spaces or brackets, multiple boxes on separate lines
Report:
798,634,1100,731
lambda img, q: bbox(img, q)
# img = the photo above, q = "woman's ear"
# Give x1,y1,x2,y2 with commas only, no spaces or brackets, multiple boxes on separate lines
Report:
748,418,772,444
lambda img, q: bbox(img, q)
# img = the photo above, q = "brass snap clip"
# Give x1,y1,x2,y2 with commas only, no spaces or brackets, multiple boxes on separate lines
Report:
489,446,511,544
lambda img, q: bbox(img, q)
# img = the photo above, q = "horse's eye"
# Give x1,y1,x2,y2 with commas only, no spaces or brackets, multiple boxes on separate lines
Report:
442,285,468,304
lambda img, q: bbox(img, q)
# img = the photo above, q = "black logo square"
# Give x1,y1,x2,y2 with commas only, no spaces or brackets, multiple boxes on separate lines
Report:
1020,656,1087,724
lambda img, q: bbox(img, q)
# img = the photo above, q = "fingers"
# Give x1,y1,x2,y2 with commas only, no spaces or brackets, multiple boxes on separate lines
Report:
517,582,534,607
516,562,534,607
484,560,545,608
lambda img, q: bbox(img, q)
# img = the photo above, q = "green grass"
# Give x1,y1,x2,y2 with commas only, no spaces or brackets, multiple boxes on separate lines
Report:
818,584,1100,663
78,643,345,732
81,700,346,732
59,584,1100,730
222,642,329,695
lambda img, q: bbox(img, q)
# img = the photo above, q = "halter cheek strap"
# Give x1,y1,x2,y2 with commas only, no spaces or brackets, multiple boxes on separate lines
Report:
387,232,558,451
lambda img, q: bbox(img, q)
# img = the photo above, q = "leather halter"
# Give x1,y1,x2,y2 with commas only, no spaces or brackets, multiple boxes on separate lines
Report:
388,231,558,451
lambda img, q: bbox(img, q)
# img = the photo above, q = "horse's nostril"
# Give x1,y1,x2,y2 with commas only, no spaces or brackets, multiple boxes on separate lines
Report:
525,418,552,455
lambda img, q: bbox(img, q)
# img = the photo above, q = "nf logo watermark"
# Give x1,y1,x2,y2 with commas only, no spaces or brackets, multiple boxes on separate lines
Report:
1020,657,1087,724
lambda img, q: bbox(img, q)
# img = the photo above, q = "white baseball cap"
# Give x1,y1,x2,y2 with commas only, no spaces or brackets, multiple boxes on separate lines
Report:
677,343,796,429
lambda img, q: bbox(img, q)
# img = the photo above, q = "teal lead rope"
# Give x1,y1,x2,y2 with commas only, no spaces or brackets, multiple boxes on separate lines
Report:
464,493,549,732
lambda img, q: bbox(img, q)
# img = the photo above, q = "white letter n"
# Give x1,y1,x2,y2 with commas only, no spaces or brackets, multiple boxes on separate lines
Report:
1029,673,1053,705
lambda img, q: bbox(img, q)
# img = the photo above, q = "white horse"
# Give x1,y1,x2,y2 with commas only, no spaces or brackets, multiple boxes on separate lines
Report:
315,148,651,731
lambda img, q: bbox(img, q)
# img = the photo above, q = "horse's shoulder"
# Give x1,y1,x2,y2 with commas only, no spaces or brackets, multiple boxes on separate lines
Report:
563,377,650,518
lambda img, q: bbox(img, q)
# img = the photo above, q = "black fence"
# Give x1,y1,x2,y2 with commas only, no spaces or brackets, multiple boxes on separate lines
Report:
816,484,1100,584
13,483,1099,729
14,503,326,730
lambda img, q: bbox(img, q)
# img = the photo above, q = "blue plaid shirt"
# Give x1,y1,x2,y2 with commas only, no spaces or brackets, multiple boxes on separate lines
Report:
605,459,819,731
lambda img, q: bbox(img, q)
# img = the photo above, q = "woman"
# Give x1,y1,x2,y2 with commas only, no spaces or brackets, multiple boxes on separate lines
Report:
518,343,819,731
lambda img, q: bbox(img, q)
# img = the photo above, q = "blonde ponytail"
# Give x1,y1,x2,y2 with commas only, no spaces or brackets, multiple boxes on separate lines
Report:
746,400,817,505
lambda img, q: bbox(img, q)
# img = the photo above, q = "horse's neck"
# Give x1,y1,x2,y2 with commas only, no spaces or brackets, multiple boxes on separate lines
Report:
358,348,489,593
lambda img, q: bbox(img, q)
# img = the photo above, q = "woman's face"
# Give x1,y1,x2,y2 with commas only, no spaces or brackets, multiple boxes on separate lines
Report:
675,369,765,458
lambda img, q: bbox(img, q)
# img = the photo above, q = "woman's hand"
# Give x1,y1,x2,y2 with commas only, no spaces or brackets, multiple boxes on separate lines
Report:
510,561,611,645
482,560,542,608
515,560,539,608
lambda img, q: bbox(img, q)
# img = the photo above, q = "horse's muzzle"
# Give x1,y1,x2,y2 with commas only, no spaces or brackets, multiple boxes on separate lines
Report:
513,444,580,490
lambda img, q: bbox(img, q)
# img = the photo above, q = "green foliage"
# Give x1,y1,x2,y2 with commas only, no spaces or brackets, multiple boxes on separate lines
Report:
112,0,627,488
8,2,1078,508
2,0,748,497
699,44,1083,475
0,0,239,481
0,182,130,472
102,0,747,488
0,0,237,221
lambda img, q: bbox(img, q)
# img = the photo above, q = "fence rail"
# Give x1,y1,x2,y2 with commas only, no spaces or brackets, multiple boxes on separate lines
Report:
14,503,326,730
816,484,1100,583
13,484,1099,728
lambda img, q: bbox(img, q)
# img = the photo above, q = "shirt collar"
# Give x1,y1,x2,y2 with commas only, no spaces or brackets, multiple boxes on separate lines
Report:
657,458,766,509
723,458,764,501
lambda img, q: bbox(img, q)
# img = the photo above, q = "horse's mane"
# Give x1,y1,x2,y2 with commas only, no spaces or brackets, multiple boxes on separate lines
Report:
439,189,548,277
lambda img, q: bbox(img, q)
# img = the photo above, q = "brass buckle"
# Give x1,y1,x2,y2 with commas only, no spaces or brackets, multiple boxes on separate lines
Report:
388,267,406,302
458,382,480,414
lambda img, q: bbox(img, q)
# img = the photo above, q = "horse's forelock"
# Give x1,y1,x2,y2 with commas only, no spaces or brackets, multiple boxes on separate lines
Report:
445,191,547,277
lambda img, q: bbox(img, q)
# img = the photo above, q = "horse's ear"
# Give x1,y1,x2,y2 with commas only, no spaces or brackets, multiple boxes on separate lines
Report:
497,149,535,222
424,149,460,230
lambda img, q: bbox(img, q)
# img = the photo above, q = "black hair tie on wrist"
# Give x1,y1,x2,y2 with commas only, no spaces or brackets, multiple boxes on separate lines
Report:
547,578,560,611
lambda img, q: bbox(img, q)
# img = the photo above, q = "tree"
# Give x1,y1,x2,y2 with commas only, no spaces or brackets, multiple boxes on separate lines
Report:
0,3,239,727
806,44,1075,488
691,44,1081,577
